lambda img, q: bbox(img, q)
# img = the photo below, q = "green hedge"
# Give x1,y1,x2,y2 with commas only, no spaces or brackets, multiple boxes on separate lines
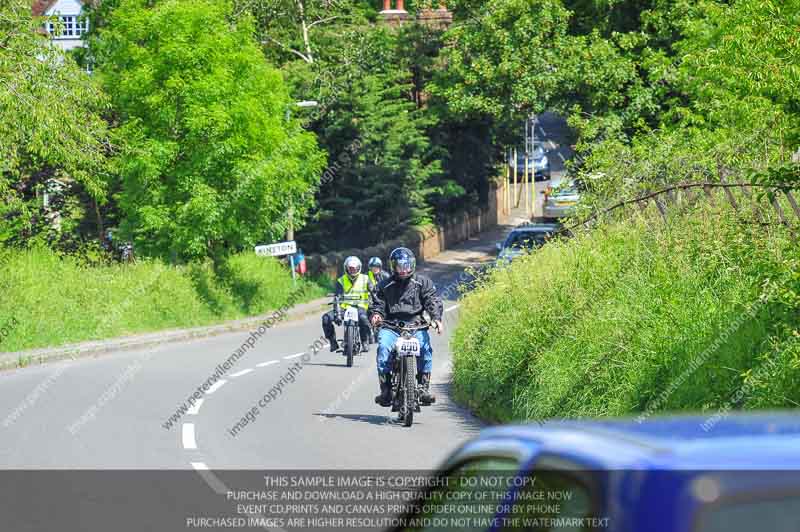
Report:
451,205,800,423
0,248,326,353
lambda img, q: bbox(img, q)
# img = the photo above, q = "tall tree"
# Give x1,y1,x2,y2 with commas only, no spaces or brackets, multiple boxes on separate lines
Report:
93,0,326,261
297,27,442,251
236,0,376,66
433,0,571,120
0,0,109,247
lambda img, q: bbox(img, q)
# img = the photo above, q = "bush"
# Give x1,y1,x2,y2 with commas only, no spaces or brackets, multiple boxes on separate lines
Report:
451,203,800,423
0,248,326,352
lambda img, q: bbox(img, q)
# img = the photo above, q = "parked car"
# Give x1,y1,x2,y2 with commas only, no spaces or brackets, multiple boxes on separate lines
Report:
495,222,561,265
543,179,580,219
509,142,551,181
390,412,800,532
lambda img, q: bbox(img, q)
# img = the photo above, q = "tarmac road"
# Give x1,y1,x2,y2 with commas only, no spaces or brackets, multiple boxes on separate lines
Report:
0,221,526,472
0,117,569,531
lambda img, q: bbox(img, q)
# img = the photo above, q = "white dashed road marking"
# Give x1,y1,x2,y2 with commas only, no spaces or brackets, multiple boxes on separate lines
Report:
187,399,204,415
257,360,279,368
206,380,226,394
182,423,197,449
230,368,254,378
191,461,209,471
283,352,305,360
445,304,461,313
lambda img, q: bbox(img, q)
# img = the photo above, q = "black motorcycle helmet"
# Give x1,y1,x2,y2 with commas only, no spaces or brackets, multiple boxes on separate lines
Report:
389,247,416,280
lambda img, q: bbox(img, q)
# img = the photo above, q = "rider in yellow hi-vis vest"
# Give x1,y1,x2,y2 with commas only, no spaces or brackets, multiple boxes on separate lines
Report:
367,257,390,288
322,256,374,352
338,272,370,310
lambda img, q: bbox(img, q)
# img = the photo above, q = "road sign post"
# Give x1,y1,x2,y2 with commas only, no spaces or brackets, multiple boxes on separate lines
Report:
255,240,297,257
255,240,298,285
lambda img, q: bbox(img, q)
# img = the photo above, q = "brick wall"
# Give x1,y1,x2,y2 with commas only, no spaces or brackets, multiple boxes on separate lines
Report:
306,182,508,279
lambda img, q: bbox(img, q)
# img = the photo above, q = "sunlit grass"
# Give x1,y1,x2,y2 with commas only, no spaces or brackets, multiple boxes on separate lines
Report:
451,204,800,423
0,250,326,352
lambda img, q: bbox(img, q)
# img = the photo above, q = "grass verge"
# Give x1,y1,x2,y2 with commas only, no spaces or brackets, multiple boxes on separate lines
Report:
451,203,800,423
0,248,328,353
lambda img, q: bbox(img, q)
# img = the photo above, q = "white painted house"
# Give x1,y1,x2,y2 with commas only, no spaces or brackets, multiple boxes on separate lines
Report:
32,0,90,52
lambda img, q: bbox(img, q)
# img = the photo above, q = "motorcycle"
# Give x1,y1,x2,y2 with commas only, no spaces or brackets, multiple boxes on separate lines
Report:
328,294,365,368
378,320,431,427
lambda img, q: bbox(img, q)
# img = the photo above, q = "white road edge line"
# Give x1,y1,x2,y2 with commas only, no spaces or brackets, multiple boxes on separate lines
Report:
189,465,286,530
182,423,197,450
257,360,279,368
206,380,227,394
191,464,231,497
445,304,460,313
187,398,204,415
230,368,254,378
283,353,305,360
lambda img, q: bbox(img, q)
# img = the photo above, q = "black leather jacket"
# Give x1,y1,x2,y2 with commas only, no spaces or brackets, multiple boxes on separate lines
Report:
369,274,443,324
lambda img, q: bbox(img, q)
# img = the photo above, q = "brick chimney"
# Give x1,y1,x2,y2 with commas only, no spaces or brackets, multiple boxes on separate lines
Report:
416,2,453,29
379,0,409,27
379,0,452,29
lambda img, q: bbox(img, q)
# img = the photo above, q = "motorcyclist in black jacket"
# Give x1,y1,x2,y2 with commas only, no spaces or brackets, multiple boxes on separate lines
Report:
369,247,443,407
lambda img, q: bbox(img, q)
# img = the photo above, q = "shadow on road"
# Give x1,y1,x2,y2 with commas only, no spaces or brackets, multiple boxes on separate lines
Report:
429,382,485,435
313,413,398,426
303,362,367,368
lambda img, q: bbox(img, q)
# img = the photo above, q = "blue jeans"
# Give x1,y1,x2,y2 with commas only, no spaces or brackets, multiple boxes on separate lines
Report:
376,327,433,375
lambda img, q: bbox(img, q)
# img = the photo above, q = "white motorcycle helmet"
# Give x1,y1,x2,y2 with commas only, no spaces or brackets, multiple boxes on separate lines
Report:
343,256,362,281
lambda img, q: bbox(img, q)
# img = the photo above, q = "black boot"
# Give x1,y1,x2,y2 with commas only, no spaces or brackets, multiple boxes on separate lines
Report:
374,374,393,407
419,373,436,405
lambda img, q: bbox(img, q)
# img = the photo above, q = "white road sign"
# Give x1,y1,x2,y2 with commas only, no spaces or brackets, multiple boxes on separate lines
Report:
255,240,297,257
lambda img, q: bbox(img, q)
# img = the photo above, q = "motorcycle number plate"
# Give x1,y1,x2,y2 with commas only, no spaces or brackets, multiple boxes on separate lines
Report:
397,338,420,357
343,307,359,323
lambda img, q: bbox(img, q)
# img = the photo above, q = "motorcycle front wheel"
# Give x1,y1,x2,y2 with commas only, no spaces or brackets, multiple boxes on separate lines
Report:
403,356,416,427
344,324,355,367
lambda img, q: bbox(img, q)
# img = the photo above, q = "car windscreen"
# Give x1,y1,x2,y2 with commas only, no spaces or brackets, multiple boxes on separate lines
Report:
505,232,550,249
550,185,578,197
400,457,521,532
513,146,546,163
504,468,600,530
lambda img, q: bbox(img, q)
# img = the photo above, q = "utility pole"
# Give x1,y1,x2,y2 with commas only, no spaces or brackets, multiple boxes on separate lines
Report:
283,100,318,277
286,205,294,241
505,149,511,216
523,117,529,217
530,114,535,218
513,147,518,208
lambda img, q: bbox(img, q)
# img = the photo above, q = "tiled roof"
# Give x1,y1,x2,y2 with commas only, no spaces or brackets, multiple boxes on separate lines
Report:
31,0,59,16
32,0,93,16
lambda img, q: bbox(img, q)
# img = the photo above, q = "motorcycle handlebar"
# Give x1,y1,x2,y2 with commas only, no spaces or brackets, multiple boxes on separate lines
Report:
380,319,430,332
328,295,365,302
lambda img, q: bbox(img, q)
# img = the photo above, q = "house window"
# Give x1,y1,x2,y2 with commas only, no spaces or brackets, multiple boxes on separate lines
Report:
75,16,89,36
46,15,89,39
